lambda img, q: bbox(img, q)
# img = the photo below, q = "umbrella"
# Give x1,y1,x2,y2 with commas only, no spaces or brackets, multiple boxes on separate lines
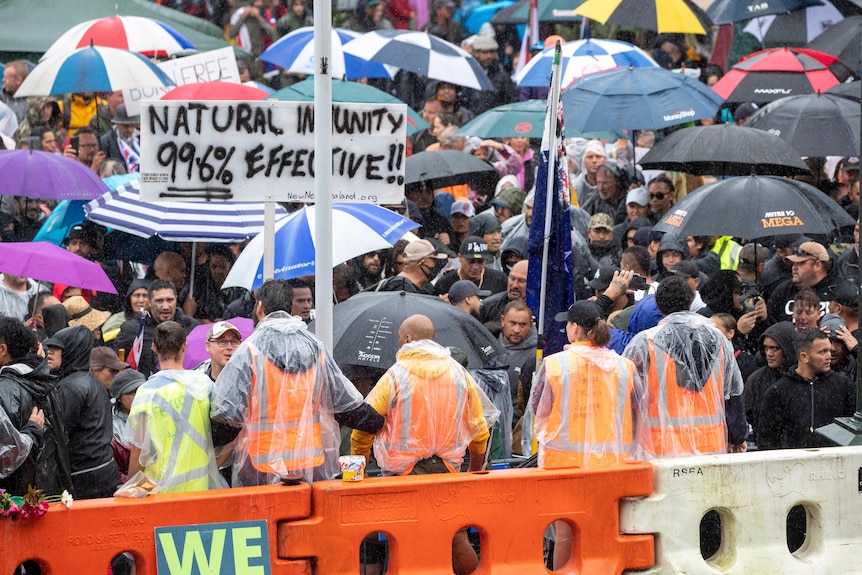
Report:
320,291,505,370
160,80,270,101
573,0,713,34
15,45,174,97
271,77,428,136
638,124,810,176
711,47,843,103
342,30,494,90
84,177,287,242
708,0,825,24
33,200,88,245
561,66,724,132
826,80,860,99
0,149,110,200
222,203,420,291
460,0,515,33
490,0,584,24
40,15,196,60
514,39,658,88
743,0,843,44
259,27,394,80
102,231,177,264
744,92,860,156
182,317,255,370
652,176,855,239
405,150,499,192
807,15,862,70
0,241,117,294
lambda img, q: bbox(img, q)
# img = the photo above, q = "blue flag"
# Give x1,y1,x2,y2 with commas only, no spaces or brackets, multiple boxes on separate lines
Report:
526,98,573,357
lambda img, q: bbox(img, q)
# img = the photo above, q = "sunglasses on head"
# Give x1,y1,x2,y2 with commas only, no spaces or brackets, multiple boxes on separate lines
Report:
794,247,818,259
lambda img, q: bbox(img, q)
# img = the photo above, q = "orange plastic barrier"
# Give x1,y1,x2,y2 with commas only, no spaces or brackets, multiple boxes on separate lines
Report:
0,485,311,575
279,465,654,574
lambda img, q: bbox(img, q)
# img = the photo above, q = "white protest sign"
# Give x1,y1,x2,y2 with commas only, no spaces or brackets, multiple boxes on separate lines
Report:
139,100,407,204
123,47,239,116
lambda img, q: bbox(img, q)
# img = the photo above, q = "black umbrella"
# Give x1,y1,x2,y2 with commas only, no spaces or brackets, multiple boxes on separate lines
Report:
639,123,810,176
319,290,505,370
826,80,861,99
405,150,498,192
808,15,862,70
652,176,855,239
707,0,824,24
744,92,861,156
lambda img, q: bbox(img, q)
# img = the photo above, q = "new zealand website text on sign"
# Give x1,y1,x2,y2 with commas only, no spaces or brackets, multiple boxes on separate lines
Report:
139,101,407,204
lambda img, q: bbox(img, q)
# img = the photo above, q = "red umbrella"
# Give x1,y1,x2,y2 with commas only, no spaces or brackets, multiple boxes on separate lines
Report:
160,80,270,101
712,47,843,103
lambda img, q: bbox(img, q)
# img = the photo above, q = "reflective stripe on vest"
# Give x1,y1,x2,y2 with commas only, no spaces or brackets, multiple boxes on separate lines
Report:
713,236,742,271
135,379,211,492
541,350,633,467
645,340,726,455
247,345,324,473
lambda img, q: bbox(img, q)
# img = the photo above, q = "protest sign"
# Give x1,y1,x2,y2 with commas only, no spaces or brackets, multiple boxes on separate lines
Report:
140,100,407,204
124,47,240,115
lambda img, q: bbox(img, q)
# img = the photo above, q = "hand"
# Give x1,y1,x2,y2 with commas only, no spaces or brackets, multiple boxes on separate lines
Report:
834,324,858,351
63,146,77,159
89,150,106,173
736,310,758,335
29,407,44,429
435,232,450,247
752,298,767,321
481,139,503,151
183,296,197,318
604,269,633,302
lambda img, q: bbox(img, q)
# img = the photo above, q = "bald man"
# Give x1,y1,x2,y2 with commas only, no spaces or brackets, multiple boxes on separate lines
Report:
352,313,497,575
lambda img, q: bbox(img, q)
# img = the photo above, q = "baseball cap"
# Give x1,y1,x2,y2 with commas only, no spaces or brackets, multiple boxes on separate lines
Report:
65,223,100,246
469,212,502,236
448,280,491,304
733,102,759,123
828,278,860,308
110,369,146,398
459,236,490,260
668,260,700,279
554,300,602,326
843,156,860,173
90,346,129,371
588,212,614,231
589,265,618,291
738,243,770,270
208,320,241,340
626,187,650,207
785,241,830,263
403,239,448,263
819,313,846,338
450,200,476,218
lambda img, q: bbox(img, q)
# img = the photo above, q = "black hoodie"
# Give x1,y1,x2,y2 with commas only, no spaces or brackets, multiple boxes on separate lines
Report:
744,322,796,441
50,325,119,498
653,234,690,281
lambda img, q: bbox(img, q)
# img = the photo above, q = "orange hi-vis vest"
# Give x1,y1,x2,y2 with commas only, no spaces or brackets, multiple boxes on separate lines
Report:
539,348,634,468
645,340,727,456
246,349,324,475
378,363,469,475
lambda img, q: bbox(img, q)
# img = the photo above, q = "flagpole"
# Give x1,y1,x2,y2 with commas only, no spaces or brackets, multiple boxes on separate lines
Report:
536,41,564,344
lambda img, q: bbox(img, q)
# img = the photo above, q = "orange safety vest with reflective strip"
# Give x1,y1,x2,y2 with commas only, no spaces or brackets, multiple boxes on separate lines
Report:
246,350,324,474
645,340,727,456
381,363,468,474
539,348,634,468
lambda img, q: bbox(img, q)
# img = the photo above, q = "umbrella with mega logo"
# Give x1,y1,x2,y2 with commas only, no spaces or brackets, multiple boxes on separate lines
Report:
744,92,860,156
711,47,844,103
317,291,505,370
652,175,855,239
561,66,724,132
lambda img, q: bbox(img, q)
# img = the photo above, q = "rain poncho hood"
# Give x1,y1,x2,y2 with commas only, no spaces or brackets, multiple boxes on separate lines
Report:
648,312,727,392
211,311,364,485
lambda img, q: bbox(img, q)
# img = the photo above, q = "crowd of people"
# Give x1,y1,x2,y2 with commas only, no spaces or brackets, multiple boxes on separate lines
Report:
0,2,860,572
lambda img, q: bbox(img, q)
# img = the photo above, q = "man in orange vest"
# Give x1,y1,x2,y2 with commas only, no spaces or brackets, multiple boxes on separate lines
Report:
351,314,498,575
622,276,748,459
209,280,384,486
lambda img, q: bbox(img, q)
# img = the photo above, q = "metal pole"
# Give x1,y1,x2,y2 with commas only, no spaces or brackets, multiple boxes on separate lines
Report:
313,0,334,350
263,202,275,281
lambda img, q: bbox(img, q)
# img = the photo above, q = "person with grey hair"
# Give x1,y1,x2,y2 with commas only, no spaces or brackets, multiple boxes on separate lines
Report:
437,125,466,150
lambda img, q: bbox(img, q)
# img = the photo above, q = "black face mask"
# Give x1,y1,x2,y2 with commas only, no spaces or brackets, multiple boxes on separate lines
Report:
421,258,446,280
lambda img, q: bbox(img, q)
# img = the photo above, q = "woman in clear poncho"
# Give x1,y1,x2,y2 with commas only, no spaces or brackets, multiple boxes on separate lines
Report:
528,300,638,571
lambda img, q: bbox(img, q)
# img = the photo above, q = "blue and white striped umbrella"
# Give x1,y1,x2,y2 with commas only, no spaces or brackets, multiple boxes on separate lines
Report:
16,45,174,97
515,39,658,88
343,30,494,90
259,27,395,80
84,177,286,243
222,203,419,291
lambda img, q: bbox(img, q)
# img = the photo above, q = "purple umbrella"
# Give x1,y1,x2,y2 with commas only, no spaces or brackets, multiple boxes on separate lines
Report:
0,149,110,200
0,242,117,293
183,317,255,369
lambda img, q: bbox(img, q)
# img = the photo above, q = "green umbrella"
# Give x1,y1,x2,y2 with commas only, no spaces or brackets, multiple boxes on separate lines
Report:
270,78,429,136
490,0,585,24
457,99,627,140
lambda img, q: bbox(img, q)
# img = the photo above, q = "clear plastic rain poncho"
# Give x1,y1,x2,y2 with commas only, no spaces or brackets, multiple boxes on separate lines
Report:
528,342,638,469
211,312,364,485
128,370,227,492
622,311,744,460
0,407,37,479
366,340,500,475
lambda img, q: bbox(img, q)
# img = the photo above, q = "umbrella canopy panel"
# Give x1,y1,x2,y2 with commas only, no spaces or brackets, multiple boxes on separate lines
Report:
405,150,499,191
0,149,110,200
0,241,118,293
708,0,826,24
574,0,713,34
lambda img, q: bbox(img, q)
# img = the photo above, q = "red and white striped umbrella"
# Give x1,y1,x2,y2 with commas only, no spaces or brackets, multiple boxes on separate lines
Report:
40,15,195,61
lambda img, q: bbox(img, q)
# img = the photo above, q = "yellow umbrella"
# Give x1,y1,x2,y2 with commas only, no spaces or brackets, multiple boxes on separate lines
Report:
574,0,713,34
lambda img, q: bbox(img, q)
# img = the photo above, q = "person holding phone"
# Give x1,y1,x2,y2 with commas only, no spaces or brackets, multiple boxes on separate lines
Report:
63,127,104,173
